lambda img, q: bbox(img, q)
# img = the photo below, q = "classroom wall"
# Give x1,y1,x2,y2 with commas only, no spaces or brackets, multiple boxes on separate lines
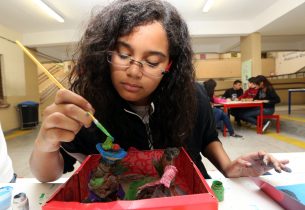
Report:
271,78,305,105
0,24,39,132
262,58,275,76
0,25,25,96
196,51,305,78
272,51,305,75
195,58,275,79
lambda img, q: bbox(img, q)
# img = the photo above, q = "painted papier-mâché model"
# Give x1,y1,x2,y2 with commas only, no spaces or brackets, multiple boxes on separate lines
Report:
136,148,180,199
86,137,127,202
86,139,181,202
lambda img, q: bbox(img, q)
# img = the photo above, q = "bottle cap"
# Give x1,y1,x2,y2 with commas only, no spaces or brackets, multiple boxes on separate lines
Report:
13,192,29,210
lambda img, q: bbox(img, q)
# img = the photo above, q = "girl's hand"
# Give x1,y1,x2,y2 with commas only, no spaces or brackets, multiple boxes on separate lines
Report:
35,89,94,153
224,151,291,177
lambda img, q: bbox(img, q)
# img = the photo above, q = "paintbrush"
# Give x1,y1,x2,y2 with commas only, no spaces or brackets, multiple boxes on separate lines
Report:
15,40,114,140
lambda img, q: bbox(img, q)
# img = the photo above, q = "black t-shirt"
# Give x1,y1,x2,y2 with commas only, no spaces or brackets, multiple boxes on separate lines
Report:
60,83,219,179
223,88,243,99
254,87,280,109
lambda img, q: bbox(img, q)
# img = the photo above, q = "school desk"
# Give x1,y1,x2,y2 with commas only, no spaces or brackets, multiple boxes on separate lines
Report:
206,152,305,210
0,178,66,209
221,101,264,136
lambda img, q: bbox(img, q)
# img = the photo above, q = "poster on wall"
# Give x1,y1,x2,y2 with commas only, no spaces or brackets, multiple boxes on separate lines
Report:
241,59,252,90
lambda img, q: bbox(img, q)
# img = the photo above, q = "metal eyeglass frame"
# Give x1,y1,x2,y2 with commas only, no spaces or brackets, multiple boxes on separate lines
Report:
107,51,172,78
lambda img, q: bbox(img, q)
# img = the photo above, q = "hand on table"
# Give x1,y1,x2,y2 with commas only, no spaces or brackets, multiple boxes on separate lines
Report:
225,151,291,178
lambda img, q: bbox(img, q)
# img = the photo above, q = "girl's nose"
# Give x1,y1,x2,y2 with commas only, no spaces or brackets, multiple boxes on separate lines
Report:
126,62,143,78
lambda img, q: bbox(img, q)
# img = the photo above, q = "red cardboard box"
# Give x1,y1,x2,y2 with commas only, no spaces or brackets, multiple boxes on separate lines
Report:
43,148,218,210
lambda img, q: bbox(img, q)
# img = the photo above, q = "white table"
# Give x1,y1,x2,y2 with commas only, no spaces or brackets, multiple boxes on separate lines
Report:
206,152,305,210
1,153,304,210
0,178,67,209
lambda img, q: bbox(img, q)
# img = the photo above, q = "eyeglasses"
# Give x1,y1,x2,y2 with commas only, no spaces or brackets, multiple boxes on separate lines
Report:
107,51,171,78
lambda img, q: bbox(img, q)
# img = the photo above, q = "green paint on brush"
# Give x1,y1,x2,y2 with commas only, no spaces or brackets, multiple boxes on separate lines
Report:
102,137,113,150
93,119,114,140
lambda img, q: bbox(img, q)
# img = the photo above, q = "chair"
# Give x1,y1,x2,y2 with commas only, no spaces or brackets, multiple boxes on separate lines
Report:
257,114,280,133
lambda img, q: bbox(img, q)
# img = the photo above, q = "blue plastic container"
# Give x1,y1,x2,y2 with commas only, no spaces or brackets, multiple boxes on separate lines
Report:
0,186,13,210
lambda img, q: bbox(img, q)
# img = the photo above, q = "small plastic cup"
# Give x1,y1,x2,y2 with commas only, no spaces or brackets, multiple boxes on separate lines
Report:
231,94,237,101
0,186,13,210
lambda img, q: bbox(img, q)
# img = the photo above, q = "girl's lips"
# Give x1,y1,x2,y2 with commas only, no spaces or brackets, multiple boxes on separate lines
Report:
122,82,142,92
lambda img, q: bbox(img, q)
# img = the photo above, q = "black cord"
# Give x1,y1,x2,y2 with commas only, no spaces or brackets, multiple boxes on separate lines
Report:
0,35,63,63
0,35,16,44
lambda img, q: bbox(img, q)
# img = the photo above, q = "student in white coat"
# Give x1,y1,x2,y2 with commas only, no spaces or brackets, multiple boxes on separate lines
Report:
0,123,15,182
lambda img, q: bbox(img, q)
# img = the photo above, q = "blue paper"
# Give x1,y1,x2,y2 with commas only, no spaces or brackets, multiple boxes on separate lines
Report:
276,184,305,205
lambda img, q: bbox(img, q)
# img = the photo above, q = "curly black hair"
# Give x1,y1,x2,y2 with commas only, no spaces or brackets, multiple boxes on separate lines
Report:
69,0,197,146
203,79,217,102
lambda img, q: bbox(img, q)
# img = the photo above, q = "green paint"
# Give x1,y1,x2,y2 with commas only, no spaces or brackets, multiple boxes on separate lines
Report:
38,193,45,205
211,180,224,202
125,177,154,200
49,184,55,189
102,137,113,150
90,177,104,187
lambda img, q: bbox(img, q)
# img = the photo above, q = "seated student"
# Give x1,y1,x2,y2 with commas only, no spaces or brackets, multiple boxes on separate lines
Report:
238,77,258,100
232,77,259,126
239,75,280,132
225,78,258,126
222,80,244,125
0,123,16,182
203,79,242,138
223,80,243,100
